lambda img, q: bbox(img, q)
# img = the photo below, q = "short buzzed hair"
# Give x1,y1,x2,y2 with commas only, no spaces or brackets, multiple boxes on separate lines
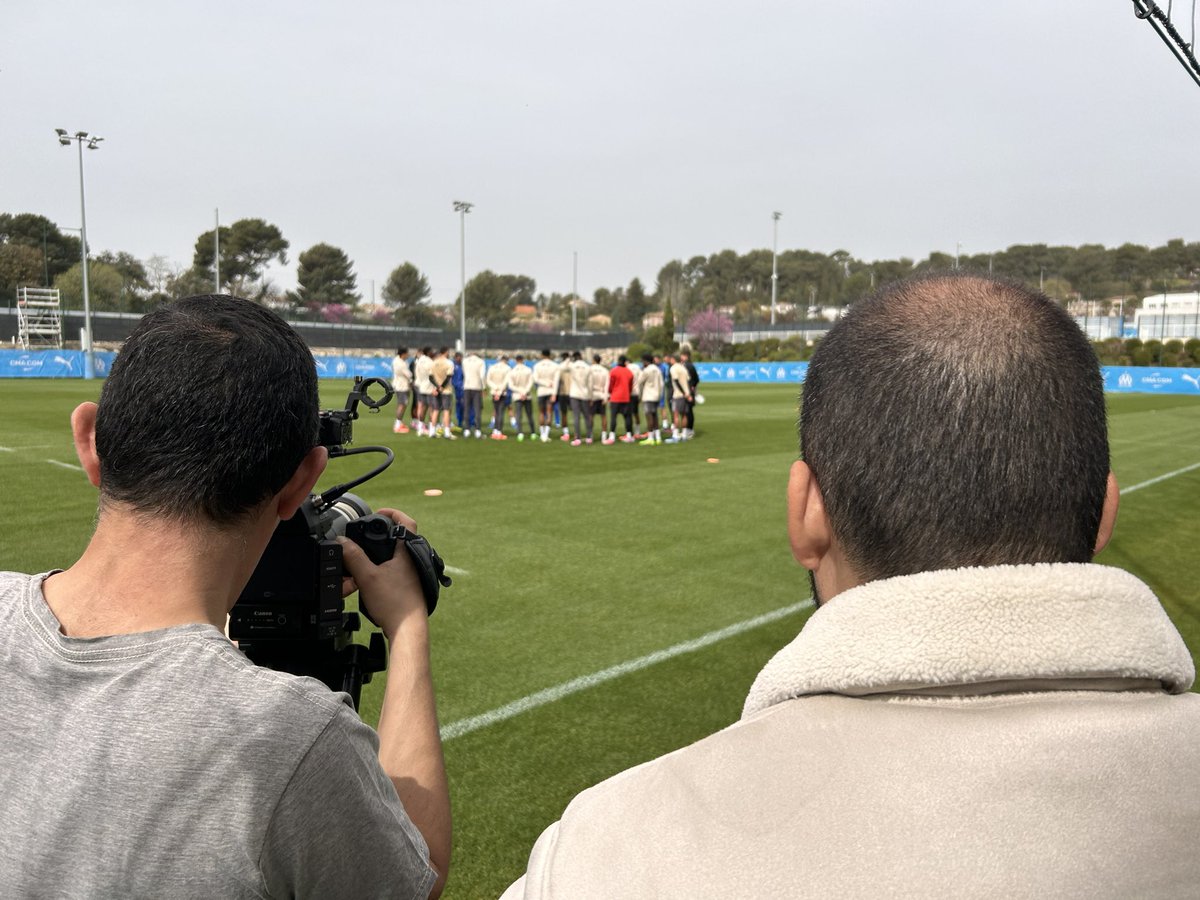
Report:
96,295,318,527
800,273,1109,582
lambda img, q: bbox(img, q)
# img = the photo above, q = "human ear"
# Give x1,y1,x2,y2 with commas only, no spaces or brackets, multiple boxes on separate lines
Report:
787,459,832,569
70,402,102,488
276,446,328,520
1093,470,1119,555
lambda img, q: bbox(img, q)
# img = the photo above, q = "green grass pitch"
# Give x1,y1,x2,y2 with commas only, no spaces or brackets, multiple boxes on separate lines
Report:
1,381,1198,898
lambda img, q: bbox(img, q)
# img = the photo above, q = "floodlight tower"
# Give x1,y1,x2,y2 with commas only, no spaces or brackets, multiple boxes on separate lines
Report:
214,208,221,293
770,211,782,326
453,200,473,352
56,129,103,379
572,251,578,335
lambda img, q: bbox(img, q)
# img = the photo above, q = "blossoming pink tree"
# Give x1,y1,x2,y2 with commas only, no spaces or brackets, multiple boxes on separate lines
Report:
685,306,733,358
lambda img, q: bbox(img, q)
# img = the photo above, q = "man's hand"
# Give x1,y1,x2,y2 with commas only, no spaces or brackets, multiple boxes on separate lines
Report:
338,508,427,642
341,508,450,896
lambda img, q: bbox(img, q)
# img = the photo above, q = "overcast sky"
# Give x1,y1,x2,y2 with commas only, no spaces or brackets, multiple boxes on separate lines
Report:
4,1,1199,305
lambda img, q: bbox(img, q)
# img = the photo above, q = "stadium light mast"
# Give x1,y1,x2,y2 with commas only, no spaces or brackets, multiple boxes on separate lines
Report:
56,128,103,380
770,211,782,326
572,250,578,335
214,208,221,293
453,200,473,353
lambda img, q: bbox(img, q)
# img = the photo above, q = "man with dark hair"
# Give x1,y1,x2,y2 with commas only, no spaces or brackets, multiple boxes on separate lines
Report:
533,348,561,443
429,346,456,439
0,296,450,898
391,345,412,434
451,351,465,431
680,348,699,438
567,351,593,446
666,352,692,442
635,352,664,445
654,352,670,419
462,347,485,439
587,353,609,444
502,274,1200,897
556,351,573,440
506,354,536,441
627,356,643,435
603,355,635,444
412,346,435,436
486,354,511,440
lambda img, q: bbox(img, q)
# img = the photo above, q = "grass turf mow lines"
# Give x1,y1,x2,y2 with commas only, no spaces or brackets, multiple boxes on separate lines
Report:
1,381,1197,897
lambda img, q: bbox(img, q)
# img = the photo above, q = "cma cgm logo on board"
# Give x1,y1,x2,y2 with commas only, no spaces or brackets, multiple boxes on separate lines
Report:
1118,373,1134,389
1140,372,1173,388
7,354,44,369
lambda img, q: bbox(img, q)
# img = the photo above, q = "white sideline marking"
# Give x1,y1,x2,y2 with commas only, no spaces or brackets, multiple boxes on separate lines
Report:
0,447,12,452
441,598,815,741
437,457,1199,742
443,566,470,577
1122,461,1200,495
46,459,84,472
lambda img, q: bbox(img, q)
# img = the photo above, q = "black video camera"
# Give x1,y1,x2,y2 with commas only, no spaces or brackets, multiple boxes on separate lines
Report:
231,376,451,707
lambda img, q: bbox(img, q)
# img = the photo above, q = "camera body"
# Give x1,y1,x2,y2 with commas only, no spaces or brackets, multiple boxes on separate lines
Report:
230,377,451,705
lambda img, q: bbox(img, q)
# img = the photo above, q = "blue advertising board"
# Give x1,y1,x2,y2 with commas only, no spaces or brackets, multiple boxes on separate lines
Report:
695,362,808,384
0,349,116,378
1102,366,1200,394
3,351,1199,398
312,355,393,380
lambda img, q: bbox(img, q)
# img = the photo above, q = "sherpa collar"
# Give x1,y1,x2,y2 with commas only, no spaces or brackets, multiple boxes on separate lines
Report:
743,563,1195,718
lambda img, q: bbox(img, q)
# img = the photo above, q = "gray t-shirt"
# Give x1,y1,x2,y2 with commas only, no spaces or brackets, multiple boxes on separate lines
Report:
0,571,435,899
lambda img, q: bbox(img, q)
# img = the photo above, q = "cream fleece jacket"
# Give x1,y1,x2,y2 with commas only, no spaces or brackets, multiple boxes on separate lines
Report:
506,364,534,400
486,361,510,395
568,360,592,400
412,354,433,393
588,364,608,401
390,356,411,393
745,563,1193,714
503,563,1200,900
462,354,486,391
533,359,561,398
636,365,662,403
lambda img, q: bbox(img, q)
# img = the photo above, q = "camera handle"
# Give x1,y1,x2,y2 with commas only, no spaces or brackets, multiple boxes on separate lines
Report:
338,624,387,710
343,515,452,616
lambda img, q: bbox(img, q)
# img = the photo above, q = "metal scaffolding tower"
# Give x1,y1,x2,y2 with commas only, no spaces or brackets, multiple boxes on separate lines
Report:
16,287,64,350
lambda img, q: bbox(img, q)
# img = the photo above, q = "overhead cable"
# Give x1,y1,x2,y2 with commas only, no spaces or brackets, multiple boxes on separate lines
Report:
1133,0,1200,89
